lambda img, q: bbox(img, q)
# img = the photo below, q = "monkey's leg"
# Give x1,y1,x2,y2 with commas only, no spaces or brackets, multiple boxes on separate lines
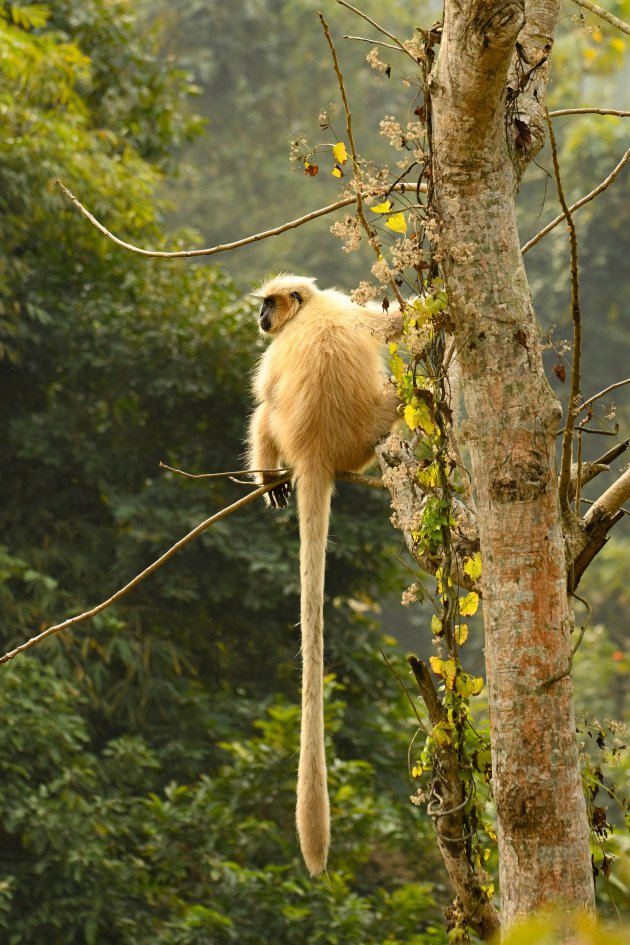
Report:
248,404,292,508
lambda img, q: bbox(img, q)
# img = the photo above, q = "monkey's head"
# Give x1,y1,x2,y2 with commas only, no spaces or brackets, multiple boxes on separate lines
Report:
252,274,318,336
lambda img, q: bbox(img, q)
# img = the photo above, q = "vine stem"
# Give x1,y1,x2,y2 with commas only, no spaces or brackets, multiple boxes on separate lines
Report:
546,110,582,515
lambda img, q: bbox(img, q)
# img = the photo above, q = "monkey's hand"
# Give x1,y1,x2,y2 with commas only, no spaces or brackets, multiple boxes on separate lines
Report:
265,479,292,509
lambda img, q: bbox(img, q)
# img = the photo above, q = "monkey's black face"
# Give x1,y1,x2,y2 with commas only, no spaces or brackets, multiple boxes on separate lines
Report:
258,290,303,335
259,298,275,333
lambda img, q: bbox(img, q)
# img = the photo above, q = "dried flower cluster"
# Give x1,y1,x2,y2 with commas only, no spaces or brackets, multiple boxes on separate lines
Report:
350,281,381,304
330,214,362,253
366,46,389,74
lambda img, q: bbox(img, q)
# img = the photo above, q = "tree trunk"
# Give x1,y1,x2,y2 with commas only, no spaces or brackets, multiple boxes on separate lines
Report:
431,0,594,925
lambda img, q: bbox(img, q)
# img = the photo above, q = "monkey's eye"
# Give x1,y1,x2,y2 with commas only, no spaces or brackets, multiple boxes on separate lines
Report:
290,291,303,304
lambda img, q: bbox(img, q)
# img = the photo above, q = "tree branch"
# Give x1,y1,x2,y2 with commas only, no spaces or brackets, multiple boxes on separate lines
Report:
572,0,630,36
579,379,630,414
57,179,421,259
0,477,289,666
584,465,630,527
521,147,630,254
549,108,630,118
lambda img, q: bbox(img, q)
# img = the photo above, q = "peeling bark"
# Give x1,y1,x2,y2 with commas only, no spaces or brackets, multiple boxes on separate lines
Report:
431,0,594,926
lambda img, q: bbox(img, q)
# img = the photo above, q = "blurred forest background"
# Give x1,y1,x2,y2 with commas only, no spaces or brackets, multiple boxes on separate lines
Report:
0,1,628,942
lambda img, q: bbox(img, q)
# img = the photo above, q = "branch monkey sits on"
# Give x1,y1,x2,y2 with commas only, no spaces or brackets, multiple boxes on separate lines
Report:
247,274,401,876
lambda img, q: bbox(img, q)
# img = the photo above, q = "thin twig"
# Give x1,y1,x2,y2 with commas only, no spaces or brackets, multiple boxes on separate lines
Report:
319,12,406,308
57,179,421,260
579,379,630,414
159,462,290,480
549,108,630,118
343,35,401,51
521,147,630,254
381,649,428,732
546,111,582,516
335,0,418,62
0,477,289,666
572,0,630,36
161,461,386,490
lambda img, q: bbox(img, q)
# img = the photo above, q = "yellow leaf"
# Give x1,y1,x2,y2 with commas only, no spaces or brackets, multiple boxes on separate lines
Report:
370,200,393,214
431,614,442,636
429,656,443,675
403,399,435,435
385,212,407,234
417,462,438,489
389,351,405,384
430,656,456,689
332,141,348,164
432,721,452,747
463,553,482,581
455,623,468,645
455,672,484,697
331,165,344,178
459,591,479,616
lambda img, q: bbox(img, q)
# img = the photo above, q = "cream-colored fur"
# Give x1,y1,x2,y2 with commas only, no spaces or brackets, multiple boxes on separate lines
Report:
247,275,400,875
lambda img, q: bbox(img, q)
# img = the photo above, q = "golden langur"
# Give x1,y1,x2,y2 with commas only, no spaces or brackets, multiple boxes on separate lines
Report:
247,274,400,876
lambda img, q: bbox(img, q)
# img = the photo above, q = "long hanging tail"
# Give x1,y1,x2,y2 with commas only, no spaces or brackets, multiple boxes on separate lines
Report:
295,466,333,876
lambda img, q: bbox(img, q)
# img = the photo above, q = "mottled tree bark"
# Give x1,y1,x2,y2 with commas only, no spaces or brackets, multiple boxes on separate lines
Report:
431,0,594,927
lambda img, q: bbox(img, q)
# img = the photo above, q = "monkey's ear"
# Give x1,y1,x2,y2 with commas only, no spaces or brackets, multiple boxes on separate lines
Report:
290,291,303,305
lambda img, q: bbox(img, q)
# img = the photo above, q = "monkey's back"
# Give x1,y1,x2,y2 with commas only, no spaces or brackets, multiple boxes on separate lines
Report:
257,294,395,476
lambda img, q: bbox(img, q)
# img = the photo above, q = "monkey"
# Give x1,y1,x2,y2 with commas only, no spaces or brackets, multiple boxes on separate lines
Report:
246,274,401,876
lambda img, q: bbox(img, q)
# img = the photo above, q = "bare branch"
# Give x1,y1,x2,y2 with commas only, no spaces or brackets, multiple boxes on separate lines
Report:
584,465,630,526
160,461,385,490
546,111,582,516
0,477,289,666
549,108,630,118
521,147,630,254
579,379,630,414
57,178,421,259
335,0,418,63
319,11,406,308
571,458,630,586
572,0,630,36
591,438,630,467
343,35,401,51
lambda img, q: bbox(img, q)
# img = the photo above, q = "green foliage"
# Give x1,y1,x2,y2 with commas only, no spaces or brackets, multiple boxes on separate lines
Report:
0,3,446,941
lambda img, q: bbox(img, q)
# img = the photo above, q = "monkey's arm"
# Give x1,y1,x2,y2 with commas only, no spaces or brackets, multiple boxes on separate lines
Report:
247,403,292,509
